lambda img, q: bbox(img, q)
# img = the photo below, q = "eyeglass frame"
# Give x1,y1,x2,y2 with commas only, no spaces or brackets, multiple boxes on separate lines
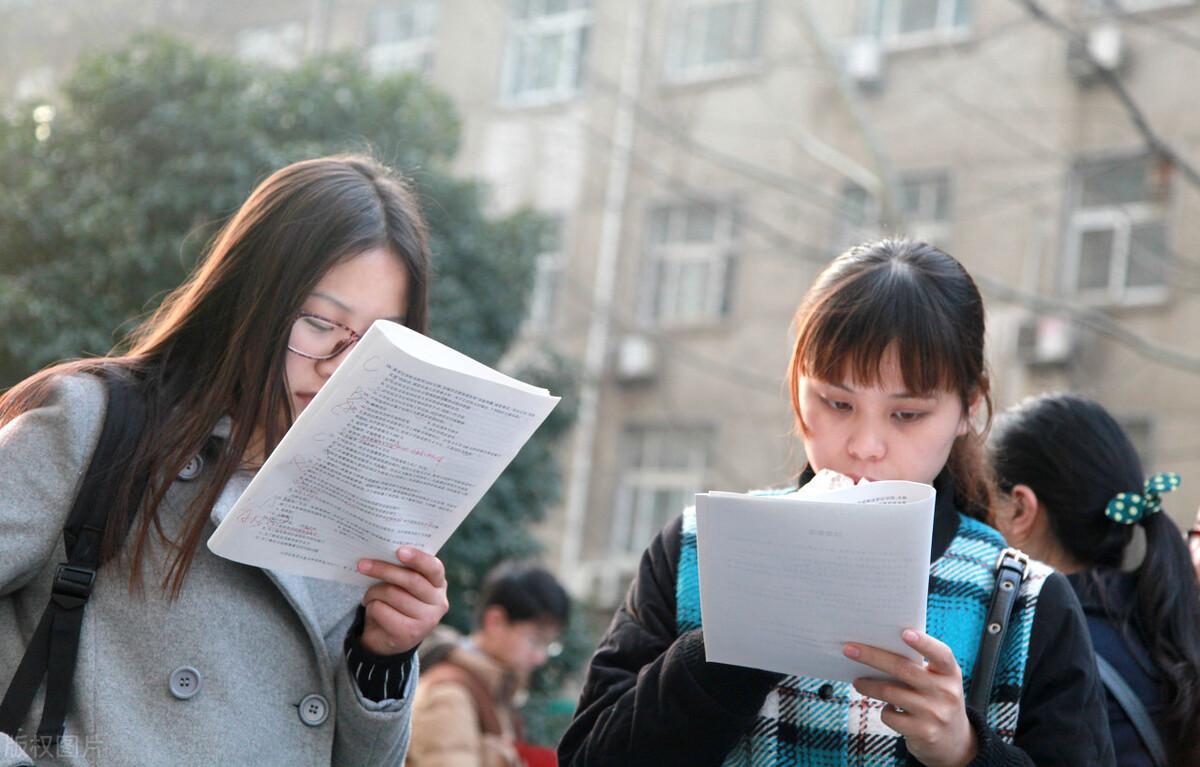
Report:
287,310,364,361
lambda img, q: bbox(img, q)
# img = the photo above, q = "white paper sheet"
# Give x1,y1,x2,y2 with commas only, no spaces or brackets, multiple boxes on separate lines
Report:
207,320,560,585
694,481,935,683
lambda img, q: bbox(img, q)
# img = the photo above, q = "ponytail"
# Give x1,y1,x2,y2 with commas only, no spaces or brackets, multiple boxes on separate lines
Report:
1135,512,1200,764
991,394,1200,764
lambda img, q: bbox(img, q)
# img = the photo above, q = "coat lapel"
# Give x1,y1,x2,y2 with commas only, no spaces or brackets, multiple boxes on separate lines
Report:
208,470,361,666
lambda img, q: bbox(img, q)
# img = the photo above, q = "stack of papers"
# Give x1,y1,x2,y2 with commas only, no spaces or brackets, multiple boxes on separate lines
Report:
695,480,935,682
208,320,560,585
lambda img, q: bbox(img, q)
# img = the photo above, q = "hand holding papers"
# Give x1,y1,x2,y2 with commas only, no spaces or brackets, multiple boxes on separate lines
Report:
694,480,935,683
207,320,559,585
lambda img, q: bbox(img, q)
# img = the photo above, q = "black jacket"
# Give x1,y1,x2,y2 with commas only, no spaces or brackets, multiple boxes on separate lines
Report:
1067,571,1166,767
558,472,1116,766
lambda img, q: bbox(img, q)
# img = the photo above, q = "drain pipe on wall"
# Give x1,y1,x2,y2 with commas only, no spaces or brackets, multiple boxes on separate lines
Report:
558,1,646,594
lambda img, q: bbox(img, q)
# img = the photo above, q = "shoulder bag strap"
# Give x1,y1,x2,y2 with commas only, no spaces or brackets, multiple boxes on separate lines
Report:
0,372,147,744
966,547,1029,713
422,661,505,736
1095,654,1168,767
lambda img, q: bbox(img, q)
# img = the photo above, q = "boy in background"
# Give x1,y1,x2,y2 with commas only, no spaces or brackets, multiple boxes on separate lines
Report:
406,563,570,767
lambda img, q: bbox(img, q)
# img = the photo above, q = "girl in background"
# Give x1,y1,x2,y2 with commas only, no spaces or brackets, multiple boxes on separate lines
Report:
991,393,1200,766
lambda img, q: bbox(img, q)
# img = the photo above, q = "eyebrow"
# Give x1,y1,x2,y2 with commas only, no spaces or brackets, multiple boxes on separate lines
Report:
829,382,935,400
311,291,406,323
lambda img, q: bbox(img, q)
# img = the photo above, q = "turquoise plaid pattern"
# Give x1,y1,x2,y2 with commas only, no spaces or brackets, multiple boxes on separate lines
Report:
678,493,1048,766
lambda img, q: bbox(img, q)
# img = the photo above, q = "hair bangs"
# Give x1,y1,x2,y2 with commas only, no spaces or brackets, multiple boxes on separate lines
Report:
794,264,970,400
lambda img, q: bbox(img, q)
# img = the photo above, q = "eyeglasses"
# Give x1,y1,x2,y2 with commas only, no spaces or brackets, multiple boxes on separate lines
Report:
287,311,363,361
514,625,563,658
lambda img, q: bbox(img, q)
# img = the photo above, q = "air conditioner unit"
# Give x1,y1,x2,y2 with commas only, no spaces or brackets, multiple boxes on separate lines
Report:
844,37,884,90
1016,315,1077,366
1069,22,1125,83
614,334,658,383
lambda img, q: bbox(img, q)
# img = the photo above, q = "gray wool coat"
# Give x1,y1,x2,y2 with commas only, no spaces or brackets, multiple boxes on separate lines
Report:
0,374,417,766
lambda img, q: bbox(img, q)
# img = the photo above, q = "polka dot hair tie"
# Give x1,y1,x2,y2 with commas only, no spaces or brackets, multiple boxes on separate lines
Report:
1105,471,1181,525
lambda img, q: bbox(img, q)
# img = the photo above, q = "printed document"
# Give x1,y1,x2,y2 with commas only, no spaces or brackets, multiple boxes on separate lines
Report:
695,480,935,682
208,320,559,585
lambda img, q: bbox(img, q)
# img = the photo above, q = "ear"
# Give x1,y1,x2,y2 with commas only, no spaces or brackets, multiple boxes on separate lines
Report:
1000,484,1041,546
956,388,984,437
480,605,509,633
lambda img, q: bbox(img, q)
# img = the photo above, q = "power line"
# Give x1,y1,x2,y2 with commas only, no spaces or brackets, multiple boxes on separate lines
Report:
975,274,1200,373
478,0,1200,376
1016,0,1200,190
574,118,1200,376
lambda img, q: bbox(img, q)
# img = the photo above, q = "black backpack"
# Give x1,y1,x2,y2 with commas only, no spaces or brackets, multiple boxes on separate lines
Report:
0,372,149,744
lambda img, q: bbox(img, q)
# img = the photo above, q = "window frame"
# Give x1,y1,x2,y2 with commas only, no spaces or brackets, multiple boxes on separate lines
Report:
640,200,739,328
864,0,972,50
663,0,765,85
523,215,568,333
609,424,713,561
1086,0,1195,14
499,0,592,108
365,0,440,76
898,171,953,246
1064,154,1170,306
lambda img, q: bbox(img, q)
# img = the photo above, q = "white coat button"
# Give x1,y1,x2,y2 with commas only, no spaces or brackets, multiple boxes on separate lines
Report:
168,666,202,700
177,454,203,481
298,694,329,726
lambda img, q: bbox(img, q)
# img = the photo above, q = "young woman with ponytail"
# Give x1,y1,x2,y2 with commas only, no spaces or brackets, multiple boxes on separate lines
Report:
991,394,1200,766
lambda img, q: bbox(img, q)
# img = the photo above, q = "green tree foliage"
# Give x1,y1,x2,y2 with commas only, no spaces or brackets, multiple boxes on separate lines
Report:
0,34,581,741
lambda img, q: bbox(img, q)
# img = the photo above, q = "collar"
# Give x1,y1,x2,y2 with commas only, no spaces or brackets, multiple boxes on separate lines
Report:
450,640,519,704
796,466,961,563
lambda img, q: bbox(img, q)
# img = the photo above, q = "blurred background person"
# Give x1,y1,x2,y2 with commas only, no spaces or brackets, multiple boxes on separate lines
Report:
407,562,570,767
990,393,1200,767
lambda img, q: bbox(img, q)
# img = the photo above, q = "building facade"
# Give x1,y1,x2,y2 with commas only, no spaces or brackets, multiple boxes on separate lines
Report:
4,0,1199,606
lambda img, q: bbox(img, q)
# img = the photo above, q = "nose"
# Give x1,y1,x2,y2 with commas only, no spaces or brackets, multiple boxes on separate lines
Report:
313,353,345,380
847,420,886,462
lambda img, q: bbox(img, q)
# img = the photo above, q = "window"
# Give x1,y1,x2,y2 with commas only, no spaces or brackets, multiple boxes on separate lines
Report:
835,183,880,251
836,172,951,249
1067,155,1170,304
366,0,439,75
236,22,306,68
865,0,971,46
1087,0,1194,13
899,172,951,245
500,0,591,106
664,0,763,83
610,425,712,558
641,201,738,326
524,216,566,332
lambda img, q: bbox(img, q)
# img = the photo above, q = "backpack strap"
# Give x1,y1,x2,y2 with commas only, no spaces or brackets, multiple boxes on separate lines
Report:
0,371,147,744
966,547,1029,713
1095,654,1168,767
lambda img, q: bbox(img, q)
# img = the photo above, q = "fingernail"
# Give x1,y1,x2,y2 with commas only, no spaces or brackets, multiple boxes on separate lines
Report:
843,644,860,659
357,560,372,574
903,629,919,644
397,547,413,561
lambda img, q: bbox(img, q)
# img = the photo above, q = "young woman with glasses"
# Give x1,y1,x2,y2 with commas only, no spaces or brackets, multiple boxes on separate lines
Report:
0,155,448,765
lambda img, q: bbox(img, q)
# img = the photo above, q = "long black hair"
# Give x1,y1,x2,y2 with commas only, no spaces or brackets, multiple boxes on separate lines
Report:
990,393,1200,763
